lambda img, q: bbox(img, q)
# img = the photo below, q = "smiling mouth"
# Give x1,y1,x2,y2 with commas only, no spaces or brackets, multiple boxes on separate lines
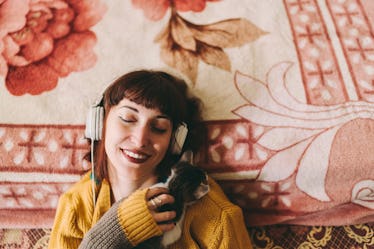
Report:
122,149,150,163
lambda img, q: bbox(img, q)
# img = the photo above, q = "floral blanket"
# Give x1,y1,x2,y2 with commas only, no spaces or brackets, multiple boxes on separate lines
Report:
0,0,374,248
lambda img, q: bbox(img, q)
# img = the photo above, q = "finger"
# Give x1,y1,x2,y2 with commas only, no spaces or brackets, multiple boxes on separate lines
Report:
155,193,175,206
147,194,175,210
148,198,159,210
146,187,169,200
153,210,176,224
158,222,175,233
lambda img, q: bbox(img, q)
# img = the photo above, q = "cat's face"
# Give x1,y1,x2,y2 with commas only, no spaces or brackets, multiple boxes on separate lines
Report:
169,162,210,203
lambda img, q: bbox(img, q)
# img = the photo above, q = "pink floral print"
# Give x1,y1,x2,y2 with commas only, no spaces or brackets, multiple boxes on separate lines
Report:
0,0,106,95
132,0,220,21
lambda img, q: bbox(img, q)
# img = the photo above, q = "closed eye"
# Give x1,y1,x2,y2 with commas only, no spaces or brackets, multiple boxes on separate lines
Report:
119,116,135,123
151,126,167,134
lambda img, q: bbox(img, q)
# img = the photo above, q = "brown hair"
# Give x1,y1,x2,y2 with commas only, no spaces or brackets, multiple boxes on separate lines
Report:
86,70,205,181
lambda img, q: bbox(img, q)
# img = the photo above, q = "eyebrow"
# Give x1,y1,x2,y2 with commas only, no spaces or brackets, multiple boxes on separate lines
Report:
119,105,171,120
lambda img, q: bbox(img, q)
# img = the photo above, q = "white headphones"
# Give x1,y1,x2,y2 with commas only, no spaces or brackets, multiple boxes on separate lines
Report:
84,97,189,155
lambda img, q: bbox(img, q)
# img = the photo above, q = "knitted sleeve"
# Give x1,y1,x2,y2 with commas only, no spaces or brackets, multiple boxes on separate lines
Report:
48,187,162,249
78,188,162,248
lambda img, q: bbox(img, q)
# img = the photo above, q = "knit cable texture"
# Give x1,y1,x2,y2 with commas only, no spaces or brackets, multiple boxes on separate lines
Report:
78,200,132,248
117,188,163,246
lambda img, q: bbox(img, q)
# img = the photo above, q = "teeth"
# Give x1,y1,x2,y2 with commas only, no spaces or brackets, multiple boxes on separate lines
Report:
124,150,147,159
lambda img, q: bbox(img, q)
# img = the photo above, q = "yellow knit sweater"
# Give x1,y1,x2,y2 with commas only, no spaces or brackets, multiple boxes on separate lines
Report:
48,172,253,248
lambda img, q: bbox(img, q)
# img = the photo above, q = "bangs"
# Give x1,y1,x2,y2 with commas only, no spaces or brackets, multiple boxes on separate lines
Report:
90,69,204,182
104,71,187,127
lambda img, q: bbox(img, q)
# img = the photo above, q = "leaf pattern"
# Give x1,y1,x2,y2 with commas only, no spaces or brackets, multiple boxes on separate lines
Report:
198,44,231,71
190,18,268,48
147,2,267,84
170,15,196,51
158,32,199,83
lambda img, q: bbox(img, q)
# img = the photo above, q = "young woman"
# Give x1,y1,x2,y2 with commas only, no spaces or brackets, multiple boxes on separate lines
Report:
48,70,253,248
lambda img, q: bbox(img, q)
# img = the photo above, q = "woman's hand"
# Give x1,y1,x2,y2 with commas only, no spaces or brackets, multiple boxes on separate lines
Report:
146,187,176,232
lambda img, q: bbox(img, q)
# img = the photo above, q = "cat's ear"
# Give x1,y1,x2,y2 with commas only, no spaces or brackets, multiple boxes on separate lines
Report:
171,167,176,175
203,173,209,185
193,182,210,200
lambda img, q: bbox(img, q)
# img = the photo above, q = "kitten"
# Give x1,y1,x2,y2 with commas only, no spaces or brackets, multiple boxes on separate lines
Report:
137,161,210,249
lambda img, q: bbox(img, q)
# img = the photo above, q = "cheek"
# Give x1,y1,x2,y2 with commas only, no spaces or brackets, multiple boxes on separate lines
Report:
104,123,116,146
155,134,172,154
103,114,122,149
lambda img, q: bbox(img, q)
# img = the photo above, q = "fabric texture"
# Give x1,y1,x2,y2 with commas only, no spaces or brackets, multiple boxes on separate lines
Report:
1,0,374,248
48,172,253,249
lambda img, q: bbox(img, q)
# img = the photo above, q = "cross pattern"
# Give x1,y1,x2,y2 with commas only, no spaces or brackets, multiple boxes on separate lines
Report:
18,130,47,163
208,124,257,161
307,60,333,86
3,186,27,207
363,79,374,95
347,38,374,61
61,133,89,168
298,25,323,44
2,184,60,208
261,182,291,208
336,5,359,25
235,125,256,159
289,0,311,12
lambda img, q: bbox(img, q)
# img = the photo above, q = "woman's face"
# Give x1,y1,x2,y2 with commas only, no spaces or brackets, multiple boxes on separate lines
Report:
104,98,173,180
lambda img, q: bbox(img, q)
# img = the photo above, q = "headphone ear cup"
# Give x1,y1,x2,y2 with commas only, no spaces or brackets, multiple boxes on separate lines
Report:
171,123,188,155
85,106,104,141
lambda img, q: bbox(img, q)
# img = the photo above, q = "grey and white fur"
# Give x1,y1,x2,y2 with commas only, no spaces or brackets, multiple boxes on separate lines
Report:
136,161,209,249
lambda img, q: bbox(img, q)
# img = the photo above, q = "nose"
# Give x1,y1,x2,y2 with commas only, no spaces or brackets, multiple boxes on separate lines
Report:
131,124,150,148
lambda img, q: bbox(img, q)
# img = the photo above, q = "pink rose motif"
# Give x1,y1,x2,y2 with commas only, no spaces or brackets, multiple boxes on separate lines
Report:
0,0,106,96
132,0,220,21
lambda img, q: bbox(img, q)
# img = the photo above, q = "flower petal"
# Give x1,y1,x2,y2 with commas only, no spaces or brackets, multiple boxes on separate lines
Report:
234,70,271,106
0,0,29,33
352,180,374,209
71,0,107,31
22,32,54,62
47,31,97,76
0,56,8,75
296,125,342,201
258,137,313,182
6,62,59,96
3,36,29,66
131,0,169,21
258,127,324,150
175,0,206,12
233,103,373,129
